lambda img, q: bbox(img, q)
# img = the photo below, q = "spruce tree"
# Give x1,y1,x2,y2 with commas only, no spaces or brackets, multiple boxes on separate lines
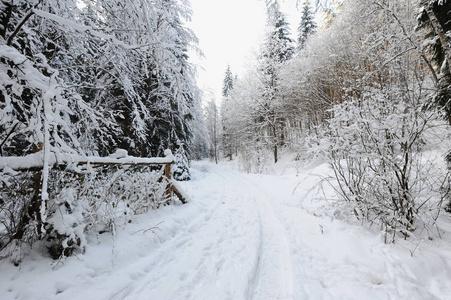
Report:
222,65,234,97
258,9,294,163
173,144,191,181
221,66,235,160
297,1,317,51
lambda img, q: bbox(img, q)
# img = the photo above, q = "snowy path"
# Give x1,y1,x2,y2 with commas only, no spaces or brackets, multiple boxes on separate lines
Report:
2,161,451,300
72,165,263,300
243,176,294,300
99,164,300,299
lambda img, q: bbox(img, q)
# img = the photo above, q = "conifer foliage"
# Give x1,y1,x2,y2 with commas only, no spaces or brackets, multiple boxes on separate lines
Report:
418,1,451,126
297,0,317,51
222,65,234,98
418,0,451,210
173,145,191,181
221,66,235,160
257,8,294,163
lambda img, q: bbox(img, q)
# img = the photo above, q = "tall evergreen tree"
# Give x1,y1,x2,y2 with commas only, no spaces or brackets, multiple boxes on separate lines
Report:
173,144,191,181
297,0,317,51
144,0,200,158
222,65,234,97
221,66,235,160
82,0,200,158
257,9,294,163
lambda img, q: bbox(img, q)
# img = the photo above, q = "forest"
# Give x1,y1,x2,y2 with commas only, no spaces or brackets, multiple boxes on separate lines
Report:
213,0,451,241
1,0,451,267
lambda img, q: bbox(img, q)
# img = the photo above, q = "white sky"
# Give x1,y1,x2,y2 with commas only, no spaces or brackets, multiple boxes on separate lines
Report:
187,0,302,104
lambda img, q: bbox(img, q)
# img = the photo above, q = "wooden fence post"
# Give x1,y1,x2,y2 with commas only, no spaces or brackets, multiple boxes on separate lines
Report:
164,163,173,203
33,142,44,238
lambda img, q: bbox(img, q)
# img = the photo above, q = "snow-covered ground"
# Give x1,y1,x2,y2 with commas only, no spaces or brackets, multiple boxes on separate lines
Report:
1,160,451,299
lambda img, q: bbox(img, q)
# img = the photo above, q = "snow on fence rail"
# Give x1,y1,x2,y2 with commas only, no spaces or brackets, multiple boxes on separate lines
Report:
0,150,174,170
0,148,187,204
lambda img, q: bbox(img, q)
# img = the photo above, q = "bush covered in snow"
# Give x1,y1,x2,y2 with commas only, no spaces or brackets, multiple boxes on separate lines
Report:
311,87,450,242
0,165,170,262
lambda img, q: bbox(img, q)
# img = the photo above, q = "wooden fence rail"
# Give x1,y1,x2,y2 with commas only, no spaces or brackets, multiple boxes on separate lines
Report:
0,149,187,204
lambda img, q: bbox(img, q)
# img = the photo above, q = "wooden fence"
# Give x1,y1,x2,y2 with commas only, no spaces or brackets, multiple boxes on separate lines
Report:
0,148,187,205
0,149,187,255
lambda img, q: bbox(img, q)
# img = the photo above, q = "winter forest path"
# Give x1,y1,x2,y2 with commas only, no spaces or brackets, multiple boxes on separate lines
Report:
109,163,304,300
65,161,327,300
2,161,451,299
103,161,335,300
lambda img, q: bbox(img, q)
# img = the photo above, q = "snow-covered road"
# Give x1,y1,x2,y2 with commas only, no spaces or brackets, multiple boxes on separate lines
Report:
109,164,298,300
1,161,451,300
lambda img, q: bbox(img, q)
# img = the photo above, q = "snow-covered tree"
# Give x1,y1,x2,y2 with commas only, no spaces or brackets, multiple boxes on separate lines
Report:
417,0,451,211
297,0,317,51
263,0,280,16
313,86,446,241
221,66,235,160
173,144,191,181
78,0,201,158
299,0,450,240
222,65,234,97
221,65,275,172
188,97,210,160
0,0,117,259
257,9,294,163
205,98,220,164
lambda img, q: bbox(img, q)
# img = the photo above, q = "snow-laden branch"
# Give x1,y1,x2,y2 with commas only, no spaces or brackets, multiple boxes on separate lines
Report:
6,0,43,45
0,150,175,172
32,9,155,50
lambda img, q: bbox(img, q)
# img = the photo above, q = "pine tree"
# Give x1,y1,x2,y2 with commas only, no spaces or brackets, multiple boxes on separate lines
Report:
222,65,234,97
268,11,295,63
81,0,200,158
260,10,294,101
297,1,317,51
257,9,294,163
143,0,200,158
221,66,235,160
173,144,191,181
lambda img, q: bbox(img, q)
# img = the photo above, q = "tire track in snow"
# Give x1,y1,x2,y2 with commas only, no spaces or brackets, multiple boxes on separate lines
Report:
237,175,294,300
245,204,263,300
199,166,295,300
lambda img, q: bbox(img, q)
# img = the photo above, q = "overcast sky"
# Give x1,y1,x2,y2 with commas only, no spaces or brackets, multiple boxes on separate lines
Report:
188,0,302,104
188,0,266,103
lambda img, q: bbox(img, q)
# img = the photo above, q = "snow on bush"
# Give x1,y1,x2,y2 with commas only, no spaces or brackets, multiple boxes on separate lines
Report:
0,165,169,262
238,142,272,174
311,87,449,242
